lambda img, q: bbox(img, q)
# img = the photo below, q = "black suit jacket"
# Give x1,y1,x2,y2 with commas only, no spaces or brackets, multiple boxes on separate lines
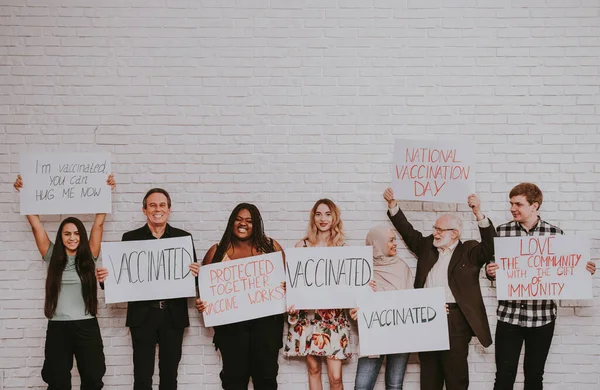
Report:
388,208,495,348
122,223,197,328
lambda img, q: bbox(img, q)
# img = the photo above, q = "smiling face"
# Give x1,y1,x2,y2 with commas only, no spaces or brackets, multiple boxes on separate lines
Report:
432,215,459,249
61,223,80,256
314,203,333,233
143,192,171,227
233,209,253,241
386,229,397,256
510,194,539,225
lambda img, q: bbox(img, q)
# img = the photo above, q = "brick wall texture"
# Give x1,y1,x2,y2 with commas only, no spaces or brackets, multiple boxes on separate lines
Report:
1,0,599,389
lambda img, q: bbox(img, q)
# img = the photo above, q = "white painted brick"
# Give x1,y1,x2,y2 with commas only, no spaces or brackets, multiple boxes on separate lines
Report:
2,1,600,388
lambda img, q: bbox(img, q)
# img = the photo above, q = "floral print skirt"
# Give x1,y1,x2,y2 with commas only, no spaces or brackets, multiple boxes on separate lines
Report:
283,309,351,360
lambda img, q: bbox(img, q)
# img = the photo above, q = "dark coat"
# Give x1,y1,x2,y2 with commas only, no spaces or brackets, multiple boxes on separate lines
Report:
122,223,197,328
388,208,495,347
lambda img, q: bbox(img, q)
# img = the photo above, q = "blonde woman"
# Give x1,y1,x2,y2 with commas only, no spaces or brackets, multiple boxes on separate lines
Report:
284,199,350,390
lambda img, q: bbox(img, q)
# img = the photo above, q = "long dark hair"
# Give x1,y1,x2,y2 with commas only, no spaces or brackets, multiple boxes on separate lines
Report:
213,203,275,262
44,217,98,319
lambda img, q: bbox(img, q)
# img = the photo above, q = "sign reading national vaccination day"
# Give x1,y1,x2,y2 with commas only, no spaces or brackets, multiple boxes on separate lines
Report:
392,139,475,203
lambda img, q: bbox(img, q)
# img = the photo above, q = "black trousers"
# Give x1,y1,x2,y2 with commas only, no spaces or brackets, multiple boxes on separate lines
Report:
214,314,284,390
130,307,185,390
42,318,106,390
494,320,556,390
419,306,473,390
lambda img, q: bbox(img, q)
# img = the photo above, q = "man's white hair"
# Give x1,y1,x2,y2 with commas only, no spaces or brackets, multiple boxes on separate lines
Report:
444,214,463,239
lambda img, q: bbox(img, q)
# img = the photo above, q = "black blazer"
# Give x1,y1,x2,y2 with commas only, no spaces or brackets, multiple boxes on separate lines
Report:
122,223,197,328
388,208,495,348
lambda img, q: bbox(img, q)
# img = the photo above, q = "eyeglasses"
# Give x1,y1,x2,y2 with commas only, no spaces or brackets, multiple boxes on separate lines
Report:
433,226,457,234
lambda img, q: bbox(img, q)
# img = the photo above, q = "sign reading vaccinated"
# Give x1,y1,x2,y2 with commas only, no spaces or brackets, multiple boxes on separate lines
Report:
101,236,196,304
285,246,373,309
357,287,449,356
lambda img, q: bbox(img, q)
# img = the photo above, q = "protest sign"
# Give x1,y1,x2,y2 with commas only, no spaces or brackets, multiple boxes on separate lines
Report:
494,236,592,300
356,287,449,356
199,252,286,327
285,246,373,309
392,139,475,203
101,236,196,304
19,152,112,215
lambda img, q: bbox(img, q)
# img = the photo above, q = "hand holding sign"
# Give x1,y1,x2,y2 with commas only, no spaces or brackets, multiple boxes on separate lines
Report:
95,267,108,283
486,262,499,279
467,193,485,221
383,187,397,209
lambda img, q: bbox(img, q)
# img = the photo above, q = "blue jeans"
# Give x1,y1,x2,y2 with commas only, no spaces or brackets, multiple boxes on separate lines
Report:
354,353,410,390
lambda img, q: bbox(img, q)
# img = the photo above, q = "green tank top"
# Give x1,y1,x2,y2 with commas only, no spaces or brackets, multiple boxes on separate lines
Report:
43,243,97,321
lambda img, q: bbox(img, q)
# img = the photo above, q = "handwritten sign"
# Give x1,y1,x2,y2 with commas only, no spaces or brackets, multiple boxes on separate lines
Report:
494,236,592,300
392,139,475,203
356,287,449,356
19,152,112,215
101,236,196,304
199,252,286,327
285,246,373,309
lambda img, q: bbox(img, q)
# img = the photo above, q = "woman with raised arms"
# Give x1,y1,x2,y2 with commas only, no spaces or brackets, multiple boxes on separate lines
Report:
350,224,414,390
284,198,350,390
13,173,115,390
191,203,285,390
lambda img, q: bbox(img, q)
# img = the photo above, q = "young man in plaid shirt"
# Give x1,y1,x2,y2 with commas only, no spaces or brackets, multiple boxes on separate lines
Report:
486,183,596,390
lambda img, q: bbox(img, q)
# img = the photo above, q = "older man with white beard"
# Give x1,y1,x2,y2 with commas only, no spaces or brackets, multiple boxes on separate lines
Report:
383,188,497,390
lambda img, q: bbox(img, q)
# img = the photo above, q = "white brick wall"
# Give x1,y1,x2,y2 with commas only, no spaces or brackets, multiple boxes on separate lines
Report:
1,0,599,388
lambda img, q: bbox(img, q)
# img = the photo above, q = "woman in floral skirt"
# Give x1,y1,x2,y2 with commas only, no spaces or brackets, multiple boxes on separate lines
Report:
284,198,350,390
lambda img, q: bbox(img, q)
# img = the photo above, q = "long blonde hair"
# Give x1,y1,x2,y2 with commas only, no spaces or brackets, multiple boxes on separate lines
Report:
304,198,345,247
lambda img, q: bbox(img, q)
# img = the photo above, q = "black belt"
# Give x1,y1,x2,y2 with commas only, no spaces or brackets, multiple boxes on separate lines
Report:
447,302,458,309
150,300,168,309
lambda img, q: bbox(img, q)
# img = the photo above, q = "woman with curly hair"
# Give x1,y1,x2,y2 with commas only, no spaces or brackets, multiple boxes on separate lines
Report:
193,203,285,390
13,173,115,390
284,198,350,390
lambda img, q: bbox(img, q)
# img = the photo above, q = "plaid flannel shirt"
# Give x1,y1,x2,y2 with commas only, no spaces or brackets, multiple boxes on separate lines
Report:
495,217,564,327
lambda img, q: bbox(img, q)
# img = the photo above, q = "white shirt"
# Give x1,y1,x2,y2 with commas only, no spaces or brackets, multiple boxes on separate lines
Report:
425,240,459,303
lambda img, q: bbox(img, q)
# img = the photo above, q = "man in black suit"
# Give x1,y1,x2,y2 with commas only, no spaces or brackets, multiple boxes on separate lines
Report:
383,188,496,390
122,188,197,390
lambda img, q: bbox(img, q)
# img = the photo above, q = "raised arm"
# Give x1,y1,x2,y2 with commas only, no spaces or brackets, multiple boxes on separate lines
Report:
89,174,116,258
383,188,428,255
26,214,52,259
14,175,51,258
466,193,496,265
89,213,107,258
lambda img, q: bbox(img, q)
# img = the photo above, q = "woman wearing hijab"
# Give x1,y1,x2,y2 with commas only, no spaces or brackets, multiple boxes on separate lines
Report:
350,224,414,390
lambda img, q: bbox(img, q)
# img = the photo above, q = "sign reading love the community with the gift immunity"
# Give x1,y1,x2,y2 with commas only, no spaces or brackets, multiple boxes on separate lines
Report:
285,246,373,309
199,252,286,327
102,236,196,304
392,139,475,203
494,236,592,300
19,152,112,215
